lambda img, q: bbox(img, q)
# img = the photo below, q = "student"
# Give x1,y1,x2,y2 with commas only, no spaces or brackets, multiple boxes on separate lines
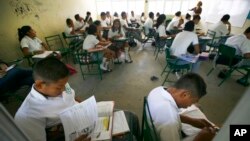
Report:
210,14,231,39
172,11,182,22
219,27,250,86
155,14,173,39
83,24,114,72
100,12,111,30
18,25,49,56
140,12,145,24
65,18,79,35
170,21,200,73
144,12,154,35
14,57,87,141
120,11,144,43
190,1,203,15
0,59,33,95
166,18,184,34
129,11,137,24
84,11,93,24
113,12,119,20
74,14,87,32
108,19,132,63
183,13,191,28
106,11,112,26
148,73,216,141
93,20,107,41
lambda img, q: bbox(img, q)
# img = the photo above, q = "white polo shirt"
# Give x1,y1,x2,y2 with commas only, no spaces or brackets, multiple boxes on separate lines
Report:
82,35,99,50
210,21,229,38
106,17,111,25
148,86,182,141
65,26,73,36
14,84,77,141
225,34,250,56
75,20,85,30
166,20,179,31
101,19,108,27
144,18,154,35
170,31,199,56
157,24,167,37
20,36,43,52
108,28,125,39
120,18,128,33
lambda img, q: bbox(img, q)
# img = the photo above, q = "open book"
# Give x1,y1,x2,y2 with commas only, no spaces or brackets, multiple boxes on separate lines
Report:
59,96,114,141
112,110,130,136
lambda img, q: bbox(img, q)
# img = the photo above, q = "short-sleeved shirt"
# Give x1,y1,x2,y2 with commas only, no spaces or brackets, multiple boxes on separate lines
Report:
148,86,182,141
157,24,167,37
170,31,199,56
120,18,129,33
210,21,229,38
144,18,154,35
75,20,85,30
166,20,179,31
108,28,125,39
14,84,77,141
82,35,99,50
101,19,108,27
225,34,250,56
20,36,43,52
65,26,73,36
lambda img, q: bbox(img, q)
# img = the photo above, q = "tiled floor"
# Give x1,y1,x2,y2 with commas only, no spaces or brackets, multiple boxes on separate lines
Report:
2,43,248,127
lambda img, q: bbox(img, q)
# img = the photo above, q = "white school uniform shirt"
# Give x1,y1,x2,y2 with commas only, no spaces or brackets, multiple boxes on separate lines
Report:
170,31,199,56
166,20,179,31
65,26,73,36
108,28,125,39
157,24,167,37
148,86,182,141
225,34,250,56
210,21,229,38
144,18,154,35
120,18,129,33
101,19,108,27
106,17,111,25
75,20,85,30
20,36,43,52
82,34,99,50
14,84,77,141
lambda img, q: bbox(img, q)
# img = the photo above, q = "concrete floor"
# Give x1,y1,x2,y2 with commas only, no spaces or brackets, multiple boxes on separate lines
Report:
3,43,248,127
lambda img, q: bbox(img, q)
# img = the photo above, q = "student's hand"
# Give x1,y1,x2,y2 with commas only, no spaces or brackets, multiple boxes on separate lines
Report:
0,64,8,71
191,118,213,128
0,69,7,77
194,127,216,141
74,134,91,141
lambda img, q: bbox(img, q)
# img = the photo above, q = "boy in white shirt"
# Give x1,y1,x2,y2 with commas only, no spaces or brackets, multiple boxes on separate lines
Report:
144,12,154,35
74,14,87,32
14,57,89,141
148,73,216,141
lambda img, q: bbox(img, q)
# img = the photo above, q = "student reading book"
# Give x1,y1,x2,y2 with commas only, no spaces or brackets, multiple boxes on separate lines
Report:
59,96,114,141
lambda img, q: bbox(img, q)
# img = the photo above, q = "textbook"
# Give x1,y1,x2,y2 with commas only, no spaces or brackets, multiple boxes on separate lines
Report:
59,96,114,141
32,51,60,58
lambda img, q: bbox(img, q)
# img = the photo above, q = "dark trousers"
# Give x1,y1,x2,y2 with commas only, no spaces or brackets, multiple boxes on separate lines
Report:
0,67,33,94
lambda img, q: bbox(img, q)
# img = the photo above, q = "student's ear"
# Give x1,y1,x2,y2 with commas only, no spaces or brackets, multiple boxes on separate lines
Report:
34,80,46,90
179,89,189,98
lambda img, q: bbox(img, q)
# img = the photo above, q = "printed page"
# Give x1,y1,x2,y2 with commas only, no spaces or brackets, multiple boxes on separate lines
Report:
97,101,114,117
59,96,98,141
112,111,130,136
92,116,113,141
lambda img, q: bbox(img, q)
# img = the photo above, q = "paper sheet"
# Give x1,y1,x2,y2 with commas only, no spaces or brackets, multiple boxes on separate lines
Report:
6,64,16,72
112,111,130,136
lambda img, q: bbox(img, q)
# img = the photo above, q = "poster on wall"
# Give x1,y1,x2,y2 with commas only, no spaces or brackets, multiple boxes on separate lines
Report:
205,0,250,27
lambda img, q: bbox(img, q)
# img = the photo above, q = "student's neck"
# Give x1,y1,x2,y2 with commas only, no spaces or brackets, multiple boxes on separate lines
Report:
34,85,48,98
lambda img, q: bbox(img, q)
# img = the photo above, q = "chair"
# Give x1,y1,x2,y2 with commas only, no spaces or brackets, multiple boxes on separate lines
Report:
154,32,167,60
207,31,230,53
141,96,159,141
142,27,156,48
45,34,71,61
75,49,103,80
161,48,191,85
207,44,238,86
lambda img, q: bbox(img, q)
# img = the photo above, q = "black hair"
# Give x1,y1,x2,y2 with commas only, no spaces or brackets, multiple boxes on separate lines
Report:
75,14,80,20
93,20,101,26
121,11,126,18
244,26,250,34
221,14,230,22
156,12,160,16
175,11,181,17
85,12,92,22
101,12,106,16
149,12,154,19
185,13,191,19
184,21,195,31
87,11,91,15
66,18,72,26
193,15,201,21
18,25,31,41
155,14,166,29
33,57,69,83
173,73,207,98
114,12,118,17
86,24,97,35
112,19,121,34
141,12,144,17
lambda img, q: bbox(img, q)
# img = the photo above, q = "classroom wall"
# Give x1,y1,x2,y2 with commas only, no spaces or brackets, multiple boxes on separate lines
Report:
0,0,97,61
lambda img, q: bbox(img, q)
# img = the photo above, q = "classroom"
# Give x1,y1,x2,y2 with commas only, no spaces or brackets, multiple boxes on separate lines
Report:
0,0,250,141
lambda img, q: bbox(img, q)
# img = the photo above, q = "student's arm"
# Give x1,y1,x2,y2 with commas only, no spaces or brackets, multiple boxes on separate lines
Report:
41,42,49,50
193,127,216,141
97,40,111,46
180,115,213,129
244,53,250,59
194,44,200,54
226,21,231,35
22,47,44,56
